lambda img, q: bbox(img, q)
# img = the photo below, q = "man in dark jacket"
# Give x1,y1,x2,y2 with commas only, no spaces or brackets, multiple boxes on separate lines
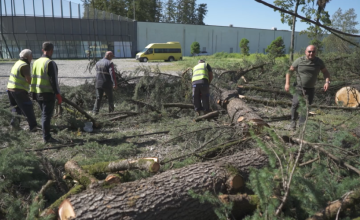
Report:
92,51,118,114
31,42,62,143
7,49,37,131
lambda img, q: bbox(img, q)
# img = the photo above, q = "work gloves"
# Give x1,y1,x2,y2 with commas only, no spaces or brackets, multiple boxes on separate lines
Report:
56,94,62,105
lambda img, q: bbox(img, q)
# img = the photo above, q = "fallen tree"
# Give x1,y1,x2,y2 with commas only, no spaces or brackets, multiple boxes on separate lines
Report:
218,90,268,127
56,148,268,220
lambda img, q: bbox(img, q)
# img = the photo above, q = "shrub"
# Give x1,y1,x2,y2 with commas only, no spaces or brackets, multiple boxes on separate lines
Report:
265,36,285,58
239,38,250,56
190,42,200,55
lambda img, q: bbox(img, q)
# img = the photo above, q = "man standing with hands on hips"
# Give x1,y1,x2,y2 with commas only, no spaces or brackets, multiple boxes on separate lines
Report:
285,45,331,130
31,42,62,143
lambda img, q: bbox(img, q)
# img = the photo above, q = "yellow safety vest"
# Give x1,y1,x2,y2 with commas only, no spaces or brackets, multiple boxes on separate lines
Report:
192,62,209,82
7,60,29,91
30,57,53,93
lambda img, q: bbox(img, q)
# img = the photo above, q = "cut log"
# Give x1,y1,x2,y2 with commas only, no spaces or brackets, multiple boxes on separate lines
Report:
307,188,360,220
82,158,160,174
335,86,360,107
194,111,219,122
57,148,268,220
163,103,194,109
62,97,98,127
40,185,85,218
64,160,99,188
219,90,268,127
105,174,122,184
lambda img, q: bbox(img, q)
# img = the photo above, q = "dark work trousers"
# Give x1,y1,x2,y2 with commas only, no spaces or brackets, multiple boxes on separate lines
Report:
7,90,37,130
37,100,55,141
291,88,315,123
192,84,210,112
93,88,114,114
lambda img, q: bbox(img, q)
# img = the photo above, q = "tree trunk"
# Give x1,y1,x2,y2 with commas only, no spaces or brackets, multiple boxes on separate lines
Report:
57,149,268,220
290,0,300,62
219,90,268,127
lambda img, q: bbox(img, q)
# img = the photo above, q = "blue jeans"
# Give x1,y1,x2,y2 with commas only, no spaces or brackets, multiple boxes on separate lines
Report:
93,88,114,113
7,90,37,130
192,84,210,112
36,100,55,141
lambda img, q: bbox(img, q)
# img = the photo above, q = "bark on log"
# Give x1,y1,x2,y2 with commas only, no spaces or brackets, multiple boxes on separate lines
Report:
335,86,360,107
62,97,98,127
219,90,268,127
307,188,360,220
163,103,194,109
82,158,160,174
194,111,219,122
57,148,268,220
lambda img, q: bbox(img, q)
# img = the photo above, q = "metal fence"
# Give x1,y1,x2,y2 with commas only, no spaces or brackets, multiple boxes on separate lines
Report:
0,0,136,59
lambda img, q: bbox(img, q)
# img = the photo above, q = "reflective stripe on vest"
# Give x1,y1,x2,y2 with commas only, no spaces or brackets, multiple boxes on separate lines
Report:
7,60,29,91
192,62,209,82
30,57,53,93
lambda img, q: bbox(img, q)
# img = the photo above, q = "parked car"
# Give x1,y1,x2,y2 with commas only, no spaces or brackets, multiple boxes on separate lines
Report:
193,51,209,56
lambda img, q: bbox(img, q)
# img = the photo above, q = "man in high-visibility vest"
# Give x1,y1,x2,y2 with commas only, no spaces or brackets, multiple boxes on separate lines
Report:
7,49,37,131
31,42,62,143
192,59,213,115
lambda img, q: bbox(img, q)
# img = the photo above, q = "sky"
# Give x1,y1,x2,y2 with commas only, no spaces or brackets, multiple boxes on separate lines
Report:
22,0,360,33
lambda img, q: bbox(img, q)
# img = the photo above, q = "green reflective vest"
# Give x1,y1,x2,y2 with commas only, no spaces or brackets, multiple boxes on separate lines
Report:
7,60,29,91
31,57,53,93
192,62,209,82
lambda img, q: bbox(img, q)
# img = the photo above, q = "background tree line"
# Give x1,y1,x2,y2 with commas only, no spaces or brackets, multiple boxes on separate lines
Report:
81,0,208,24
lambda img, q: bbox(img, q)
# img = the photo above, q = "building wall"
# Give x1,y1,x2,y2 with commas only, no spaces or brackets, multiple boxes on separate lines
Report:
0,16,137,59
137,22,312,56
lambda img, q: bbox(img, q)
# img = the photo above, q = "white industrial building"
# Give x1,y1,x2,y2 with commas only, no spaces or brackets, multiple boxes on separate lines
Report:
137,22,311,56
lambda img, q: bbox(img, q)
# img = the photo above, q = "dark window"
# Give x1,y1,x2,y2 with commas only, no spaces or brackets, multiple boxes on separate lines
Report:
146,48,153,54
153,48,181,53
